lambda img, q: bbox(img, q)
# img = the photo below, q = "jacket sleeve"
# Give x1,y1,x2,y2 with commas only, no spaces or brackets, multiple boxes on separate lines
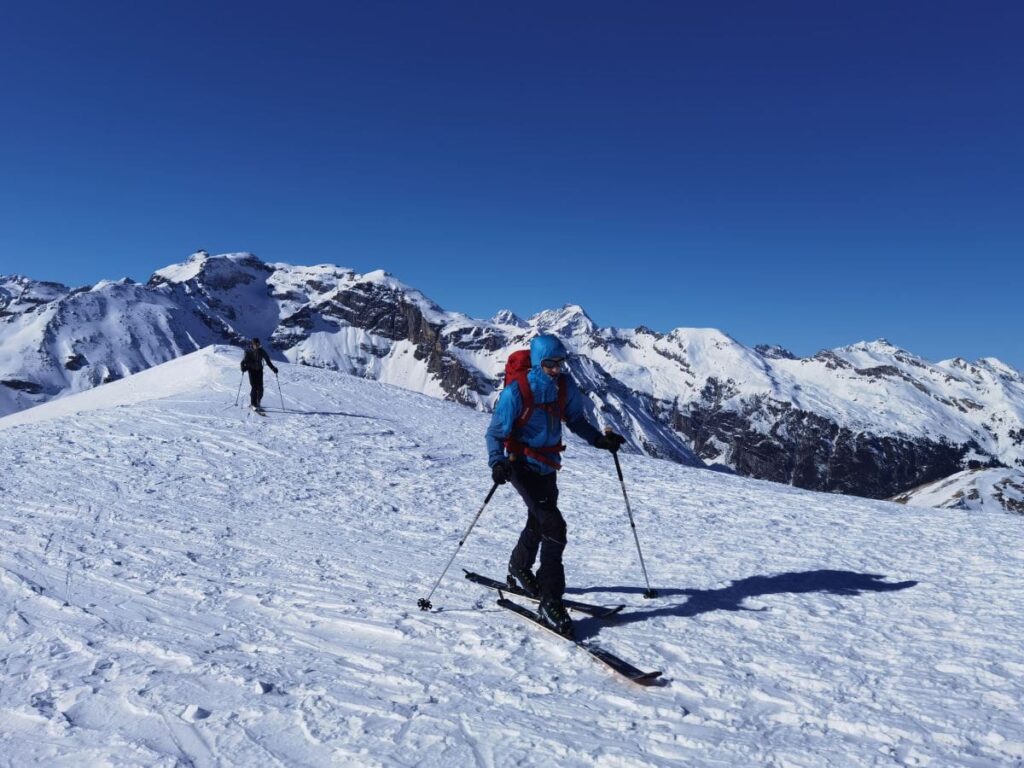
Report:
485,385,522,467
262,349,278,372
563,377,602,446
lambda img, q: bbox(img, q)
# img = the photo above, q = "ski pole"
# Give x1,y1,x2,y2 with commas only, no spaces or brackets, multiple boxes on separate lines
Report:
610,446,658,598
418,482,499,611
234,371,245,406
275,372,285,411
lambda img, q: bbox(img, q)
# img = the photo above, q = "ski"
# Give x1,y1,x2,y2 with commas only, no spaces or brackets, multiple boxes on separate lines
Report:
464,570,623,619
496,596,662,685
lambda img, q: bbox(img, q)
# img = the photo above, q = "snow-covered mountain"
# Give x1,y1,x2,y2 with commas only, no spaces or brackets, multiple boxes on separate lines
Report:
2,347,1022,766
893,467,1024,515
3,251,1023,499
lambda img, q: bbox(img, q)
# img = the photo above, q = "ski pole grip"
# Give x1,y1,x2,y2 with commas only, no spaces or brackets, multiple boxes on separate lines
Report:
605,428,626,480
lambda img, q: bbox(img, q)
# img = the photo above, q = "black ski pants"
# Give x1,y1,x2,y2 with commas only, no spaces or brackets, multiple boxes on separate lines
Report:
248,369,264,408
509,461,567,601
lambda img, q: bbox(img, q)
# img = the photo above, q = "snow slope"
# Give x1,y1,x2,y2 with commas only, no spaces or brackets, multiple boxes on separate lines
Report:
1,347,1022,766
893,468,1024,515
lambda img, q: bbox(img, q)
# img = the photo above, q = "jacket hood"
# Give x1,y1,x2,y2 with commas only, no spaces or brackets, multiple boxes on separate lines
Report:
530,334,568,367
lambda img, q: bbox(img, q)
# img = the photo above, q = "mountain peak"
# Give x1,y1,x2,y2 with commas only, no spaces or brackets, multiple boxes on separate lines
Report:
0,275,71,310
150,252,269,287
666,327,739,347
529,304,595,335
491,309,526,327
355,269,421,295
92,278,137,291
848,338,901,354
976,357,1021,380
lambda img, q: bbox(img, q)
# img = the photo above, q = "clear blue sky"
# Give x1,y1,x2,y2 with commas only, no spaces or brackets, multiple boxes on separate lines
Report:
2,2,1021,368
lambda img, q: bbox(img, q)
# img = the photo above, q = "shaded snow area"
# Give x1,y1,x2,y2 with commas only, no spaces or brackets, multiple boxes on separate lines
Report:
1,347,1022,766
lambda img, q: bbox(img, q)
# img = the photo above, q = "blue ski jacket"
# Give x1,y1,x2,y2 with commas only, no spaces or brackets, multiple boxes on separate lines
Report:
486,336,602,474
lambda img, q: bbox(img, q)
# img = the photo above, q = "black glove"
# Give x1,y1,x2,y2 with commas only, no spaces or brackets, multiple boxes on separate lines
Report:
271,366,279,375
491,460,512,485
593,431,626,452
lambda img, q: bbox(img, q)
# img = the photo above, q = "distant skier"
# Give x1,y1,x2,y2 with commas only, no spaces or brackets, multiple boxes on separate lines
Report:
486,334,625,639
241,338,278,412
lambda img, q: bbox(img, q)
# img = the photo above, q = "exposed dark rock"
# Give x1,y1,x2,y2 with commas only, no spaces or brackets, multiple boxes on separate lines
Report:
635,326,663,339
651,344,693,376
813,350,853,370
444,325,506,352
855,365,903,379
755,344,797,360
672,395,995,499
1,379,44,394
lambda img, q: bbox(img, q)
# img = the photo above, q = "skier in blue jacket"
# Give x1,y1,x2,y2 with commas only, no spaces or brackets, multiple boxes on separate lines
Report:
486,334,625,638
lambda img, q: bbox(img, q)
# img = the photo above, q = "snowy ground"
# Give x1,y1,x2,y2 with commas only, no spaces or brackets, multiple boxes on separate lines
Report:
1,347,1022,767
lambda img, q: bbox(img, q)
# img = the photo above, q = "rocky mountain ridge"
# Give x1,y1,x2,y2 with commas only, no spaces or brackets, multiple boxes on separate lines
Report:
3,251,1022,499
893,468,1024,515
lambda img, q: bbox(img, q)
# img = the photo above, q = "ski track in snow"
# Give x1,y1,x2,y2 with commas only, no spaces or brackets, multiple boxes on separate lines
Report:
1,348,1022,767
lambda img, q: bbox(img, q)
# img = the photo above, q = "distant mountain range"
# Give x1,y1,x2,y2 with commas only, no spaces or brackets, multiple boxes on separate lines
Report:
892,468,1024,515
3,251,1022,500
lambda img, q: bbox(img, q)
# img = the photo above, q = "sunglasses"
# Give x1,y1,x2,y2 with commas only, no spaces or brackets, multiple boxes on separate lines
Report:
541,358,566,370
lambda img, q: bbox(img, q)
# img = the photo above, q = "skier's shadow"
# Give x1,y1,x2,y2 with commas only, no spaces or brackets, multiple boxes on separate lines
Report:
569,570,918,641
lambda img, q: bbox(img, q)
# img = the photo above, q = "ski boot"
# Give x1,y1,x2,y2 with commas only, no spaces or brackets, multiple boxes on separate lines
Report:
538,596,575,640
507,562,540,597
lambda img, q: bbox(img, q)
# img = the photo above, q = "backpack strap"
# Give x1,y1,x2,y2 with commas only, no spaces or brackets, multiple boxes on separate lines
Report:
504,439,566,469
512,373,534,431
504,372,569,469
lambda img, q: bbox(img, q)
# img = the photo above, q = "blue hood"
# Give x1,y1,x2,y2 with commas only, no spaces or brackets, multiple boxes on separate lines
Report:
530,334,568,367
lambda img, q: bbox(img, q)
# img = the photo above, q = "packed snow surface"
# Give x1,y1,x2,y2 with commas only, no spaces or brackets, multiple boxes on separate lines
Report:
1,347,1022,766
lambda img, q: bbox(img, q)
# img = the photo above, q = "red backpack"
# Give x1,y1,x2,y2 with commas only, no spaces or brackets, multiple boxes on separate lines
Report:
503,350,568,468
